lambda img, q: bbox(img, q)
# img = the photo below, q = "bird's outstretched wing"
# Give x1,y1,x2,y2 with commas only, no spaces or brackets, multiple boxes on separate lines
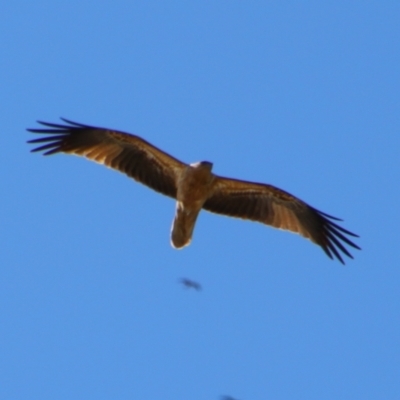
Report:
27,118,186,198
204,176,360,264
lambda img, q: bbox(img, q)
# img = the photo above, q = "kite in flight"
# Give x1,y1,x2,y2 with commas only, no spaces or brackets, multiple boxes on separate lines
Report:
27,118,360,264
179,278,202,291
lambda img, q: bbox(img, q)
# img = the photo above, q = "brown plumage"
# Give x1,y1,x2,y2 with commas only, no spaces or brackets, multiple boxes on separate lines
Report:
27,118,360,263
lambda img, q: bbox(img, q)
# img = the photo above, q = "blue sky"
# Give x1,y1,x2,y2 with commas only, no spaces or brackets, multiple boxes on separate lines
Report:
1,1,399,399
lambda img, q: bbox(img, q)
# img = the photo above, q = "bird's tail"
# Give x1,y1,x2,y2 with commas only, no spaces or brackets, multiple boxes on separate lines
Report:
170,203,200,249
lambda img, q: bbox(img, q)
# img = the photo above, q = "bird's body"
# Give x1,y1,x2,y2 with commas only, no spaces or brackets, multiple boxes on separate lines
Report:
27,118,360,263
172,161,215,248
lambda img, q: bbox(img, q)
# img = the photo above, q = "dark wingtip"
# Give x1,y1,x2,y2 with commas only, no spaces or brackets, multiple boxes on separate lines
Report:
60,117,81,126
313,207,361,264
27,119,71,155
27,118,86,131
314,207,343,221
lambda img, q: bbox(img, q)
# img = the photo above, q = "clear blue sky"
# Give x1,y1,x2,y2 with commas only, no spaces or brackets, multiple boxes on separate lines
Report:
1,2,399,399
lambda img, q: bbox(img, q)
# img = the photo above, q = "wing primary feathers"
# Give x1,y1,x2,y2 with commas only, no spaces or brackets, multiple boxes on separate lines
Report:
326,240,345,264
27,128,69,134
326,230,354,259
31,143,62,155
28,135,68,144
314,208,343,221
28,119,92,131
27,131,67,154
60,117,91,127
321,244,334,260
36,120,75,129
317,211,360,263
325,224,361,249
59,117,83,125
325,219,360,238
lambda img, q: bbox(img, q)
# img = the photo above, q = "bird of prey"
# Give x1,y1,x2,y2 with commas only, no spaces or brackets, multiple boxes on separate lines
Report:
27,118,360,263
179,278,202,291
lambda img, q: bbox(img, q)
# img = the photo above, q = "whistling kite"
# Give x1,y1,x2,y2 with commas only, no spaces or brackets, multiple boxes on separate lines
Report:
28,118,360,263
179,278,202,291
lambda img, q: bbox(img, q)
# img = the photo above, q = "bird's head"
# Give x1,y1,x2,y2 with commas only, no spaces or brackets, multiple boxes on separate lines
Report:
190,161,213,171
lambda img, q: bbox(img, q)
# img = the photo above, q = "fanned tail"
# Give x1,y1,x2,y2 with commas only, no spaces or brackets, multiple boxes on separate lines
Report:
170,203,200,249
